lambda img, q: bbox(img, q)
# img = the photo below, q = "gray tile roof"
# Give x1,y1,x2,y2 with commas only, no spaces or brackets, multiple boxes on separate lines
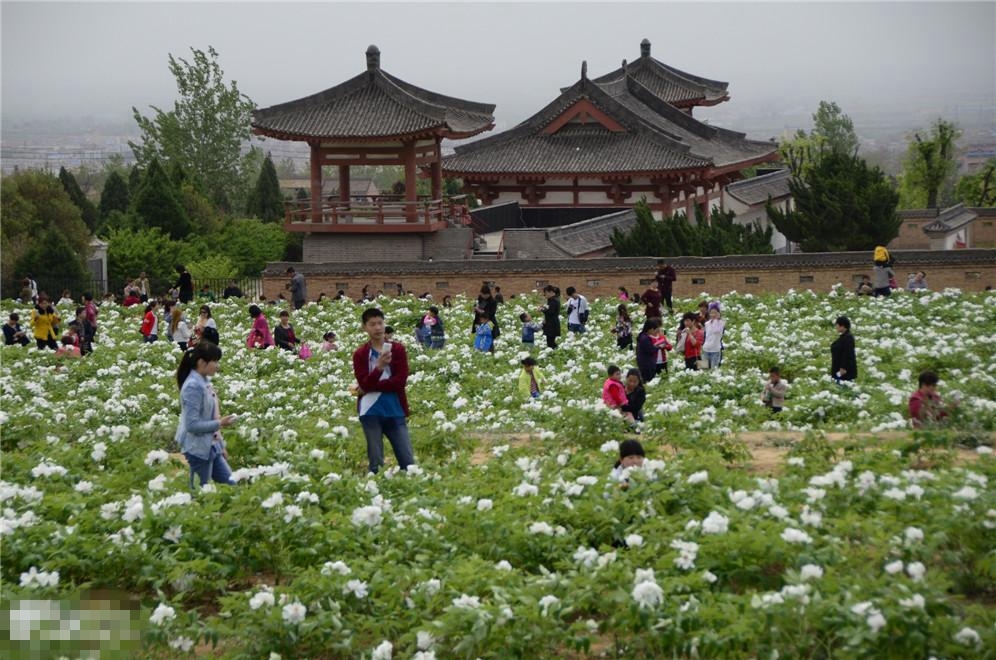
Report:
266,248,996,275
725,169,793,205
252,62,494,140
443,72,773,176
500,229,572,259
592,52,729,106
923,204,978,235
545,209,638,257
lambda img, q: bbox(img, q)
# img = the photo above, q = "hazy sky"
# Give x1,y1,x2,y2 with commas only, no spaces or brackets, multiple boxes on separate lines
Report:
2,1,994,134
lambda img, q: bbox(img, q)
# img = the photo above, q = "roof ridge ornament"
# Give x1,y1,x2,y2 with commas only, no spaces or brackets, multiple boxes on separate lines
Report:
366,45,381,74
640,38,651,58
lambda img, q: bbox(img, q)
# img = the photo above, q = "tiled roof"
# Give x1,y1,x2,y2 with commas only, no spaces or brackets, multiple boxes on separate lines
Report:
545,209,638,257
923,204,978,235
500,229,571,259
443,73,774,176
266,249,996,275
592,47,728,107
725,169,793,205
252,50,494,140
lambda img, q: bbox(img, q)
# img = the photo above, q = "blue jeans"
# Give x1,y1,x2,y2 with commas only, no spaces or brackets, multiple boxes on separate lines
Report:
704,351,722,369
185,444,234,488
360,416,415,474
143,334,158,343
568,323,586,334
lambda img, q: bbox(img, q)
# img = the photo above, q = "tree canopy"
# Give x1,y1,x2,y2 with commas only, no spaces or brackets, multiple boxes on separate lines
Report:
130,46,258,212
98,170,130,223
611,200,774,257
130,157,191,240
59,166,99,233
956,158,996,208
247,155,285,222
767,152,900,252
779,100,860,177
898,119,961,209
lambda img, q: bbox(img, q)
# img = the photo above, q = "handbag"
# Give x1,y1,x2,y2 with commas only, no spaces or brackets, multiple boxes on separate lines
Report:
299,343,312,360
674,332,686,354
696,358,709,370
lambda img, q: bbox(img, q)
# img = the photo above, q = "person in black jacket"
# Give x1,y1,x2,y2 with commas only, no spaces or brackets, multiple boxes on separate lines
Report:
175,265,194,303
635,319,662,383
830,315,857,382
540,285,561,349
273,310,299,352
621,368,646,423
473,285,500,345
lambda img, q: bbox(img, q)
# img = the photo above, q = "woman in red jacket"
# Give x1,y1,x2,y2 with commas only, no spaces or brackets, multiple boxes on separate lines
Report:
140,300,159,343
678,312,703,370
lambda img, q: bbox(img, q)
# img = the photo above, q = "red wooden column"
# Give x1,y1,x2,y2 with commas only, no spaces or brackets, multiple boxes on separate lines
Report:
309,143,322,224
338,165,351,203
403,140,417,222
430,136,442,200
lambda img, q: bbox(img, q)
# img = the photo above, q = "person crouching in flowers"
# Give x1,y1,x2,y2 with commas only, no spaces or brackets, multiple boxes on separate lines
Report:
247,304,273,349
518,357,545,399
908,370,957,428
611,439,646,486
175,342,237,488
602,365,629,416
473,312,494,352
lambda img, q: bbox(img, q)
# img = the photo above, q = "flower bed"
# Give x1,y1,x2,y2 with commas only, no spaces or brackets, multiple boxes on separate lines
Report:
2,289,993,657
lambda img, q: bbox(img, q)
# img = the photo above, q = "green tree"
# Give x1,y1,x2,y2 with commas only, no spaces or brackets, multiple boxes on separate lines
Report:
811,100,860,157
105,227,185,291
246,155,285,222
128,165,143,192
14,229,89,296
130,46,257,213
767,152,900,252
98,170,130,221
1,170,91,295
210,218,288,276
898,119,961,208
956,158,996,207
59,166,99,233
130,158,190,240
179,182,224,235
188,255,237,282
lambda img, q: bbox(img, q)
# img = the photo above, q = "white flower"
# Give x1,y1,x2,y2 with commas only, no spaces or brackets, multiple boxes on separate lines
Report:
573,546,600,567
882,487,906,501
701,511,729,535
767,505,789,520
283,505,303,523
19,566,59,588
899,593,925,609
780,528,812,544
310,448,326,460
953,486,978,500
670,540,699,570
121,495,144,523
413,653,436,660
625,533,644,547
702,570,718,584
281,601,307,624
416,631,436,651
799,564,824,581
144,449,169,466
147,474,167,492
687,470,709,484
351,505,383,527
296,491,319,504
163,526,182,543
418,579,441,596
787,457,805,467
954,627,981,646
91,442,107,462
495,560,513,571
249,591,276,610
513,482,539,497
74,480,94,494
150,603,176,625
599,440,619,454
976,445,993,455
634,568,656,585
528,521,554,536
735,496,757,511
169,636,194,652
906,561,925,582
451,594,481,610
538,594,560,615
903,526,924,544
321,561,351,576
884,560,904,575
343,579,369,599
371,640,393,660
631,580,664,609
261,492,284,509
476,498,493,511
31,461,68,479
866,611,887,633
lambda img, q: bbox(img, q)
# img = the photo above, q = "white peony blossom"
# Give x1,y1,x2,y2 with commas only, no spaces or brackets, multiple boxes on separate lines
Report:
451,594,481,610
780,528,812,544
321,561,351,576
351,505,383,527
281,601,307,624
371,640,393,660
343,579,369,599
631,580,664,609
150,603,176,625
687,470,709,484
701,511,729,535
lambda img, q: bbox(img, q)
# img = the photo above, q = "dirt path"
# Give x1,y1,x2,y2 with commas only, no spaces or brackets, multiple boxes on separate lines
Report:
465,430,990,473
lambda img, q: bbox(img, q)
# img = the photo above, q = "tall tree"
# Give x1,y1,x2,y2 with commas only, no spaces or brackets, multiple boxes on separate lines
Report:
59,166,99,233
130,46,257,213
1,171,91,295
767,152,900,252
130,158,190,240
246,155,285,222
956,158,996,207
811,100,860,157
15,229,90,296
898,119,961,208
98,170,130,221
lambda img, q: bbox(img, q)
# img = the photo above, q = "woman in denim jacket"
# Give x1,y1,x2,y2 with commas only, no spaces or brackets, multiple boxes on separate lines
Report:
175,342,237,488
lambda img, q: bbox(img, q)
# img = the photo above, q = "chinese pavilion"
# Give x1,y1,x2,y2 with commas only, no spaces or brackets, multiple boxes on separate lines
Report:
251,45,495,231
442,39,777,218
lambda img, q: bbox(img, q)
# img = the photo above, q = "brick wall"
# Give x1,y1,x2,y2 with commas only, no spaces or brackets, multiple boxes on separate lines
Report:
303,234,426,262
889,215,933,250
263,250,996,301
974,209,996,247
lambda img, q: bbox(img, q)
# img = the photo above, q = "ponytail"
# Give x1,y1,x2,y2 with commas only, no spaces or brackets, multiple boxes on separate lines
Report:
176,341,222,390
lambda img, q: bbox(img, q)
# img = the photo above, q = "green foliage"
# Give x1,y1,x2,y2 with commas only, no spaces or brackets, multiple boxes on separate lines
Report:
129,46,257,213
14,229,89,295
767,152,900,252
187,255,237,282
210,218,288,277
246,155,285,223
955,158,996,208
1,170,91,295
105,227,185,290
179,182,224,235
611,200,773,257
128,164,142,192
130,158,190,240
898,119,961,209
58,166,99,233
811,101,860,157
98,170,130,223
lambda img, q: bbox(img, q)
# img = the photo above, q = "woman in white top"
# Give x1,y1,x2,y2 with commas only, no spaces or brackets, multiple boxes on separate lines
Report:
171,307,192,350
702,304,726,369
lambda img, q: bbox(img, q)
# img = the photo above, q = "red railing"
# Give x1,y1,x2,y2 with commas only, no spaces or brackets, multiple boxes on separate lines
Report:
284,195,470,230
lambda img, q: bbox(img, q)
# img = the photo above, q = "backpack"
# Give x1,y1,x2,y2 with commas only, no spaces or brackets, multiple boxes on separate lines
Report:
873,245,890,264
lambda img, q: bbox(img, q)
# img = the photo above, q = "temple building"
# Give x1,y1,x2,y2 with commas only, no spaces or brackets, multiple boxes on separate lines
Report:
442,39,777,219
252,45,495,262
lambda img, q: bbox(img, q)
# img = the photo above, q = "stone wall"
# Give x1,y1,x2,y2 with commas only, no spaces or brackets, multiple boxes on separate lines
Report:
263,250,996,301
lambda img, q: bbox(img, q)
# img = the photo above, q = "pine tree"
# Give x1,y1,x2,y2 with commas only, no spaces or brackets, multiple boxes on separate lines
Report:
128,165,143,192
58,166,99,233
15,228,89,294
98,171,130,220
130,158,190,240
246,155,285,222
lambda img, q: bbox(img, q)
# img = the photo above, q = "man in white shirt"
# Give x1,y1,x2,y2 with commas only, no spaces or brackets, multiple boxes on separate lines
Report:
565,287,589,334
